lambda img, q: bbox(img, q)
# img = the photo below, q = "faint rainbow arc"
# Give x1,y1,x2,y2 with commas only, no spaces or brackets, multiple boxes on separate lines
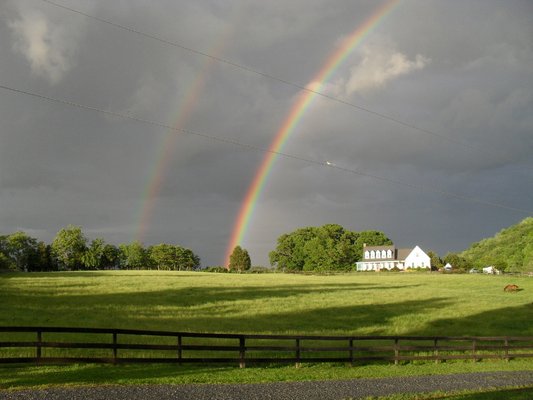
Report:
225,0,400,265
135,25,236,244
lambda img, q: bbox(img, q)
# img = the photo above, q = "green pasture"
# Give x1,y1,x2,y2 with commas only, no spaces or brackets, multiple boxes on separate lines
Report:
1,271,531,335
0,271,532,389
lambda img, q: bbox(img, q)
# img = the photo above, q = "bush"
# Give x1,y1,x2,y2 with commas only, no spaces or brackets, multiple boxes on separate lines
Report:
247,266,273,274
203,266,228,273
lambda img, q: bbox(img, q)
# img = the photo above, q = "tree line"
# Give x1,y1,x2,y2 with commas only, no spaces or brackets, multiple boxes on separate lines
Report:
269,224,393,272
267,224,475,273
2,222,490,274
0,225,200,272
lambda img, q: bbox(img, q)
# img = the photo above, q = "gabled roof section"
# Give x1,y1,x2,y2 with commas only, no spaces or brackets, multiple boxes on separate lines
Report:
397,248,413,261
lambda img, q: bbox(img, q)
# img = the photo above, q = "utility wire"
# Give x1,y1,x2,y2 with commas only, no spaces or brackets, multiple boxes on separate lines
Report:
40,0,502,155
1,83,530,216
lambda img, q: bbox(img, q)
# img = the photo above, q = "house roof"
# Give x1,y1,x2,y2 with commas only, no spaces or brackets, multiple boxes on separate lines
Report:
363,245,395,252
361,244,426,262
397,248,413,260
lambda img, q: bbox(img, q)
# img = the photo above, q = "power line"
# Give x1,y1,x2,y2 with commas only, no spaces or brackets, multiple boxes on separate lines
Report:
40,0,502,156
1,83,530,216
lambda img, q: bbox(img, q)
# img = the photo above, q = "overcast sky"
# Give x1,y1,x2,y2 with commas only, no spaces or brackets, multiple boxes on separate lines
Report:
1,0,532,266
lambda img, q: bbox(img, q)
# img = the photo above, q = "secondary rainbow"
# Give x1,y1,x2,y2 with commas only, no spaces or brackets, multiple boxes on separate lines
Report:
225,0,400,265
135,22,237,244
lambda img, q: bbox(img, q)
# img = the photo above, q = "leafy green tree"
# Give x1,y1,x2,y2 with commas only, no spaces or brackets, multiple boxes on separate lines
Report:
118,241,148,269
51,226,88,270
174,247,200,270
102,244,120,269
229,245,251,272
82,238,107,270
0,252,11,270
32,241,55,271
149,243,178,270
353,231,393,261
0,234,54,271
460,217,533,272
4,232,39,272
427,250,443,271
148,244,200,270
302,225,357,271
269,227,318,271
269,225,392,272
443,253,471,271
0,236,14,270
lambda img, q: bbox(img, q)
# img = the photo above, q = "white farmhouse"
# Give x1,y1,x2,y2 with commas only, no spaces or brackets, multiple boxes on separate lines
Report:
356,244,431,271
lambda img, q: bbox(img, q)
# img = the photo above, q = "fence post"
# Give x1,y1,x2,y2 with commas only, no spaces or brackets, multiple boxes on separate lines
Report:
36,329,42,362
295,338,301,368
178,335,182,364
394,338,399,365
504,338,509,362
434,338,439,364
239,336,245,369
112,332,118,364
349,339,354,367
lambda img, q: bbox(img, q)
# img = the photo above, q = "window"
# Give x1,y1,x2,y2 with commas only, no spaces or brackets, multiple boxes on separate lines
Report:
381,250,386,258
364,251,369,259
370,251,375,259
387,250,392,258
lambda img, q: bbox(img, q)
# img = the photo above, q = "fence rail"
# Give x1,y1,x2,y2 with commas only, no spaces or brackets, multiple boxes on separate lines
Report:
1,327,532,367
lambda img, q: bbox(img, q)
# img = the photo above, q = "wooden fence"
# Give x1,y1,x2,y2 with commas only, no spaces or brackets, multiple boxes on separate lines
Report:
1,327,532,368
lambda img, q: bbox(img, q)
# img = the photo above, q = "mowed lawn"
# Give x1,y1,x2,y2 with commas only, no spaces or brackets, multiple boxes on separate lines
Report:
0,271,531,336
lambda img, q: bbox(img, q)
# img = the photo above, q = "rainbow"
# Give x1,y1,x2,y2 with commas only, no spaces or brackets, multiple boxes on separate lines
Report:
225,0,400,265
135,22,237,243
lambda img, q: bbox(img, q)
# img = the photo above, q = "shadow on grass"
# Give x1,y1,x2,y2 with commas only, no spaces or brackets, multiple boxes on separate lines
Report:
0,281,420,305
410,302,533,336
165,297,453,334
0,281,433,333
0,271,203,279
0,363,233,389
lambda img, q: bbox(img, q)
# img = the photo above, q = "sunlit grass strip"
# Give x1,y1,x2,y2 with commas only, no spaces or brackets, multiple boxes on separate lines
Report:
2,361,533,390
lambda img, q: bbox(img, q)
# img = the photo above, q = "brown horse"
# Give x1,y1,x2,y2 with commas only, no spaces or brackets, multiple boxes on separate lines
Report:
504,284,519,292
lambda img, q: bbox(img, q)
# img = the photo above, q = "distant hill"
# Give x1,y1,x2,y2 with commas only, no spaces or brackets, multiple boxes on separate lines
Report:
460,217,533,272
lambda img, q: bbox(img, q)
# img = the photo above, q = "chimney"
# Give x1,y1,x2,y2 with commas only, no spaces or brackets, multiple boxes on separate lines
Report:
363,243,367,248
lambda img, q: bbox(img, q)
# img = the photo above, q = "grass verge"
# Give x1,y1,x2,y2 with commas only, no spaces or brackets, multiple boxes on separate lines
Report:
362,385,533,399
1,360,533,390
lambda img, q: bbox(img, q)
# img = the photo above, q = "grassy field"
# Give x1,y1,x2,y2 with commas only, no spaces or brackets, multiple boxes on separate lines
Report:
0,270,532,389
1,271,531,335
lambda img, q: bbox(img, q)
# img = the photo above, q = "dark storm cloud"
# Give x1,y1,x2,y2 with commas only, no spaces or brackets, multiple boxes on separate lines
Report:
0,0,531,265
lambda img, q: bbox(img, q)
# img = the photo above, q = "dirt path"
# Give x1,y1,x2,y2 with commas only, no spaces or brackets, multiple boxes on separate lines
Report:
2,371,533,399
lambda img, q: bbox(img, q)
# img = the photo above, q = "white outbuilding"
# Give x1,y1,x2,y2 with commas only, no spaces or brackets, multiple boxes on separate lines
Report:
482,266,500,275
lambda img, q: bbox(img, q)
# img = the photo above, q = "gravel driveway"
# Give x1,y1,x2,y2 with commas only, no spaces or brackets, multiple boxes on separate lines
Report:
2,371,533,399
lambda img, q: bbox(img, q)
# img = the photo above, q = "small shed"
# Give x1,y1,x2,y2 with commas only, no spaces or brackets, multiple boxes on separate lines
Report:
482,266,500,275
443,263,453,271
